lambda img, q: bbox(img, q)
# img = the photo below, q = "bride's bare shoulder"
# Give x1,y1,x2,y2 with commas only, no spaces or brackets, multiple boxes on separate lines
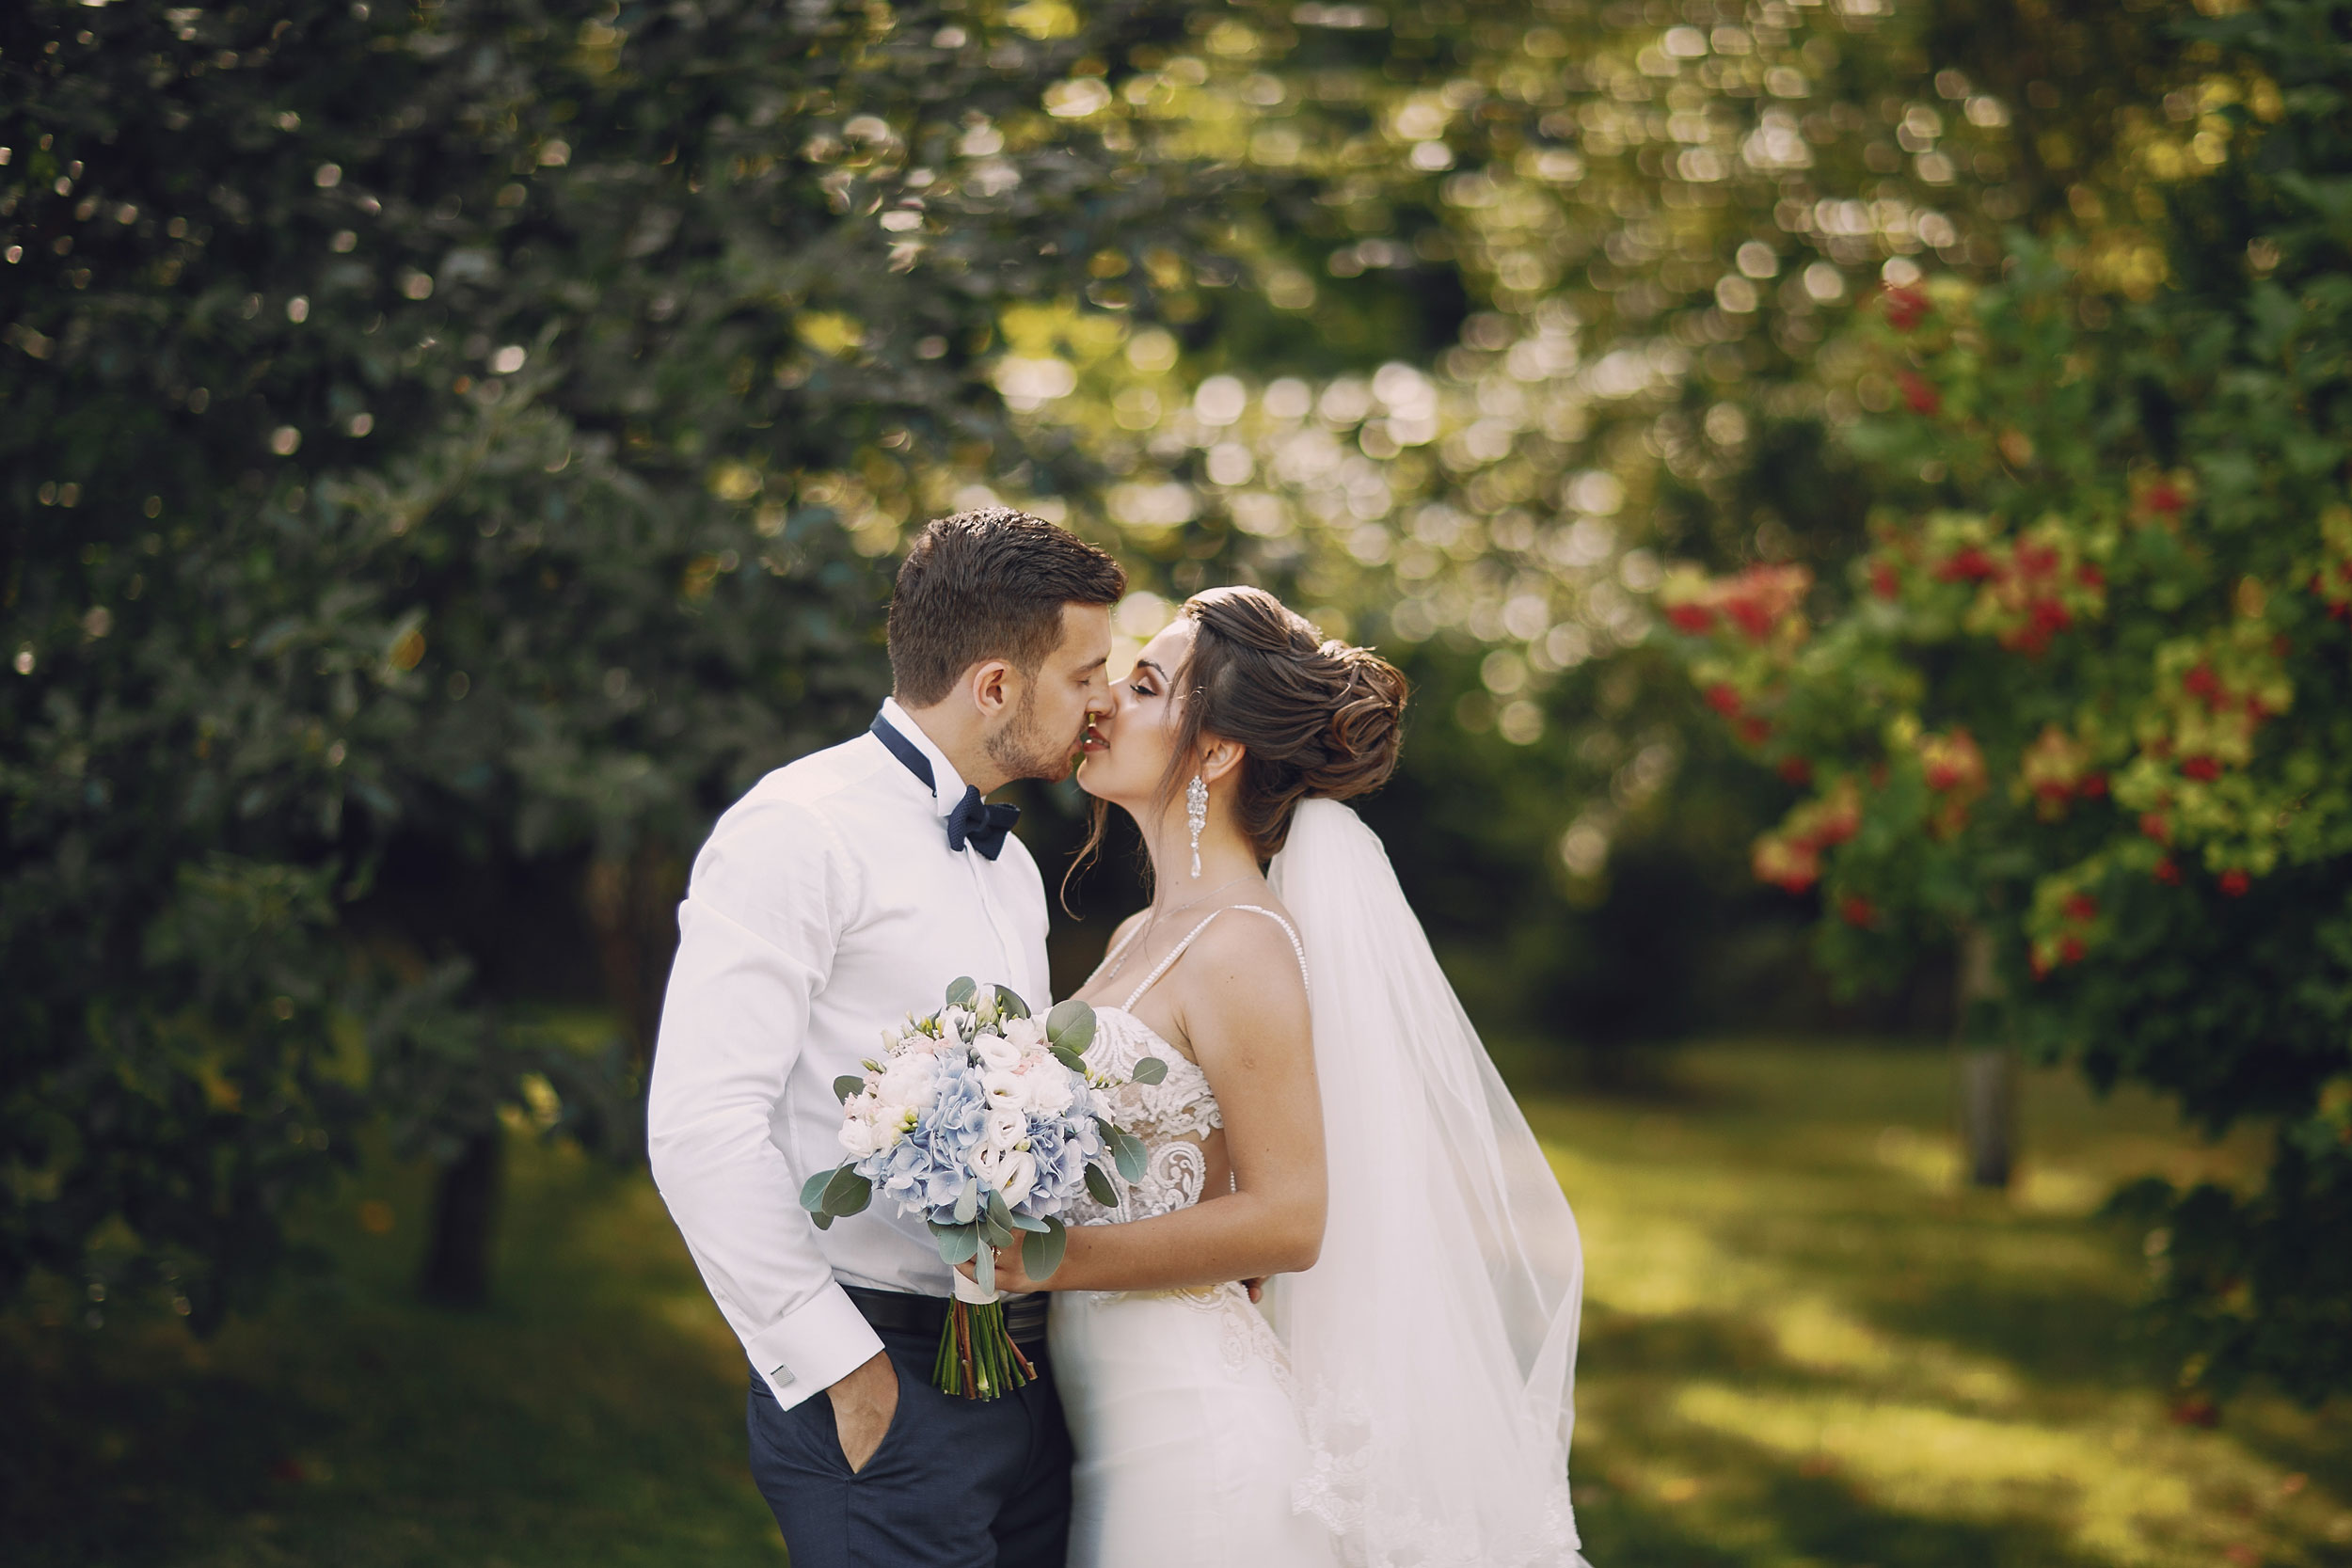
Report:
1176,899,1310,1008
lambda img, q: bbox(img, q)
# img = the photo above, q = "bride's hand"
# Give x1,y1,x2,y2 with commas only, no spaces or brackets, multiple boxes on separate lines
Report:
958,1245,1048,1295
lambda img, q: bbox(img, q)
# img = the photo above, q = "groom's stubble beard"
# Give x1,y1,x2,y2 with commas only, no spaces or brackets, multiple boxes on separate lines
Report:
984,683,1085,784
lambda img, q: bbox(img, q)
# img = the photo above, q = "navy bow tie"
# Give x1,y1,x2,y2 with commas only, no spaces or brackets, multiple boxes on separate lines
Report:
870,714,1021,860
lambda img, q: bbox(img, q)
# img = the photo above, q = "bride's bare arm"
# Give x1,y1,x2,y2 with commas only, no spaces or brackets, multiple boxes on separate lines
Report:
986,917,1327,1293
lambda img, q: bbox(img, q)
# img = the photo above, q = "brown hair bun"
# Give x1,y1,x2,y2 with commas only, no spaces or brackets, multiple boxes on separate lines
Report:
1170,586,1408,860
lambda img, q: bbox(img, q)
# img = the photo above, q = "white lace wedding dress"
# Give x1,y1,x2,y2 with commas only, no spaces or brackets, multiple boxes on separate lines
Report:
1055,801,1589,1568
1050,906,1341,1568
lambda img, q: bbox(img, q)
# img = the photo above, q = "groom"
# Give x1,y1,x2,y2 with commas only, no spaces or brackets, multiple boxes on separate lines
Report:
647,508,1124,1566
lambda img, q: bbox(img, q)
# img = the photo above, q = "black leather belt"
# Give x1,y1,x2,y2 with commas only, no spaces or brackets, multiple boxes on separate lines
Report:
842,1284,1049,1347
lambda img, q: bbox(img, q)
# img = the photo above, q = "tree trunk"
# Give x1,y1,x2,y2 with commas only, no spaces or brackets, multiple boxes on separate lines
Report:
1954,927,2016,1190
584,845,684,1077
419,1129,504,1307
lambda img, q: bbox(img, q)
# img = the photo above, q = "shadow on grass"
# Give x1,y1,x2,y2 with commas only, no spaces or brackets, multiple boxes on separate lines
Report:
4,1140,784,1568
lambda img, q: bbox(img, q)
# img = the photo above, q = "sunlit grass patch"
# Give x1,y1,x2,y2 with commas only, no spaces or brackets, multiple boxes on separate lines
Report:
1541,1041,2347,1568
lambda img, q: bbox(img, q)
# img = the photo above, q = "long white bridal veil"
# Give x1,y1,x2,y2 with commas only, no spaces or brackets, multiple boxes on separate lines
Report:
1266,799,1589,1568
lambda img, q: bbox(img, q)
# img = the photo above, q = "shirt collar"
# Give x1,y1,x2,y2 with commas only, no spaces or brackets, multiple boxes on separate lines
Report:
877,697,970,822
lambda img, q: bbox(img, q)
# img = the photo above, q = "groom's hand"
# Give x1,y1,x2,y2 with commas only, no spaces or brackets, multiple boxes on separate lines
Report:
826,1349,898,1474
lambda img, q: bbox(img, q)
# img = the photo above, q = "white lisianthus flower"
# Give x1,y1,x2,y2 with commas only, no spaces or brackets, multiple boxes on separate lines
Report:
977,1145,1039,1206
1019,1062,1076,1117
939,1006,973,1042
981,1069,1026,1112
973,1030,1023,1071
984,1108,1025,1152
1002,1016,1047,1054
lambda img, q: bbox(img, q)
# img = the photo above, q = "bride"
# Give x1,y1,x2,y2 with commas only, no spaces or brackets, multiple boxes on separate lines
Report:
969,585,1589,1568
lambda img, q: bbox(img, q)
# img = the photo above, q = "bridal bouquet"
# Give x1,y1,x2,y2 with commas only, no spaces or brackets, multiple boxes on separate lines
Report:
801,977,1162,1399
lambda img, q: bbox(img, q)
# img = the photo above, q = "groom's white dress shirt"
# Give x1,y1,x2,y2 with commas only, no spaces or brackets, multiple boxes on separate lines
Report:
648,698,1051,1410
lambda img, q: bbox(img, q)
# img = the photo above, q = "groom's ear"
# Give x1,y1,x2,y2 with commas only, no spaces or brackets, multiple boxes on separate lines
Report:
965,656,1020,720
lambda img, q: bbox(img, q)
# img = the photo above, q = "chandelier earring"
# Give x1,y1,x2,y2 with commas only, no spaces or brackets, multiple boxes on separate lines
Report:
1185,772,1209,879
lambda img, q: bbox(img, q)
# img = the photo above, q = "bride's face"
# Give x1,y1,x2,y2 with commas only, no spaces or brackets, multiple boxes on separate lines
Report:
1077,617,1197,808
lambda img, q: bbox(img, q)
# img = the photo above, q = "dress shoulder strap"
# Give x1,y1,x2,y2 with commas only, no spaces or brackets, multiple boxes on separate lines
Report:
1230,905,1311,1000
1120,904,1311,1011
1120,910,1227,1012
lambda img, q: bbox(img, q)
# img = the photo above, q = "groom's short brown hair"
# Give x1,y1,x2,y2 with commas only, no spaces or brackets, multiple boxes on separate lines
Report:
887,509,1126,707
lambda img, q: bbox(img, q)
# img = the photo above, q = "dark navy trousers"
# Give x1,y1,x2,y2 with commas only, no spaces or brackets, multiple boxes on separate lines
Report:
746,1324,1073,1568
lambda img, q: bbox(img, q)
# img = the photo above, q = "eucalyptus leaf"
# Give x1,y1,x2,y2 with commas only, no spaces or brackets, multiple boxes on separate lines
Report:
954,1178,978,1225
811,1211,834,1231
1110,1126,1148,1185
821,1165,872,1218
1049,1043,1089,1075
1130,1055,1169,1086
1009,1211,1049,1233
1084,1163,1120,1208
945,976,977,1008
993,983,1031,1020
800,1167,835,1213
976,1241,994,1296
930,1222,980,1265
1023,1217,1068,1282
986,1188,1014,1232
832,1074,866,1102
1046,997,1098,1054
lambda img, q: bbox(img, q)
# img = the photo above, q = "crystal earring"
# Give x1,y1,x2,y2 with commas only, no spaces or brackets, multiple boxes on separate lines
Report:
1185,773,1208,879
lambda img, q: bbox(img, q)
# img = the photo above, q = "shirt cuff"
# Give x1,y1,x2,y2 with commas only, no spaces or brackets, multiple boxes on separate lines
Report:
741,1281,885,1412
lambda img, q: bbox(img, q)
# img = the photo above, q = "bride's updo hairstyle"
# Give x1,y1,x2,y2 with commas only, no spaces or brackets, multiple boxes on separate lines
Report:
1164,586,1407,861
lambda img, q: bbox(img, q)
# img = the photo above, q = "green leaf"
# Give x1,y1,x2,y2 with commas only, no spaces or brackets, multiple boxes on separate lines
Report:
811,1211,834,1231
1129,1055,1168,1086
986,1187,1015,1233
1022,1216,1067,1282
953,1178,978,1225
1109,1125,1148,1184
800,1167,836,1212
1049,1043,1089,1075
993,983,1031,1020
1084,1163,1119,1208
976,1239,994,1295
1046,997,1097,1054
944,976,977,1008
820,1165,872,1218
833,1074,866,1102
930,1222,980,1265
1009,1211,1049,1233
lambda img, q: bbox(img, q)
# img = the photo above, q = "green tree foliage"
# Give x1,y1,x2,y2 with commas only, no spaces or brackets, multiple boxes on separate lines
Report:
2,0,1213,1321
1662,0,2352,1400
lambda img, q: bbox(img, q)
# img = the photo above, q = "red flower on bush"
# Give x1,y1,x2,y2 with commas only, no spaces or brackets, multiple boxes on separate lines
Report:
2059,935,2087,965
1883,284,1931,332
2181,755,2223,783
1899,371,1941,416
2064,893,2099,921
1839,895,1878,927
1705,683,1744,717
1934,546,1999,584
2154,857,2181,885
1869,560,1902,600
2219,868,2250,897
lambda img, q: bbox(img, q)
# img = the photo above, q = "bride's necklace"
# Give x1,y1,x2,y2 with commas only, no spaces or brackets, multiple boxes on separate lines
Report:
1098,873,1255,986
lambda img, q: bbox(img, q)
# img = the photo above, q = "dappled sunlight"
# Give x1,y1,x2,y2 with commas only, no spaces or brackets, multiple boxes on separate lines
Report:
1536,1043,2350,1568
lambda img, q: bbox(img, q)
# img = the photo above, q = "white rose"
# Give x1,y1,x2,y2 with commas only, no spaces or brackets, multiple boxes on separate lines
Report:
839,1117,879,1159
973,1030,1023,1072
878,1053,939,1111
981,1069,1026,1112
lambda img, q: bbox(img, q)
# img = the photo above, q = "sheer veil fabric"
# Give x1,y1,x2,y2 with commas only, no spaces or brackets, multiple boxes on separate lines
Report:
1266,799,1590,1568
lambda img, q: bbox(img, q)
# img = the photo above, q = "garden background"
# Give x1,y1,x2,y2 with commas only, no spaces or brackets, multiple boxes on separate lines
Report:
6,0,2349,1563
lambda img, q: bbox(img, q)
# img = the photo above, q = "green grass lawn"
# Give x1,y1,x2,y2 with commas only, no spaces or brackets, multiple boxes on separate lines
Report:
7,1041,2347,1567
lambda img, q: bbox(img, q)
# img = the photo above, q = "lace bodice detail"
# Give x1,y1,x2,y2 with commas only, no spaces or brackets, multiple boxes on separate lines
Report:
1065,903,1309,1227
1068,1007,1223,1226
